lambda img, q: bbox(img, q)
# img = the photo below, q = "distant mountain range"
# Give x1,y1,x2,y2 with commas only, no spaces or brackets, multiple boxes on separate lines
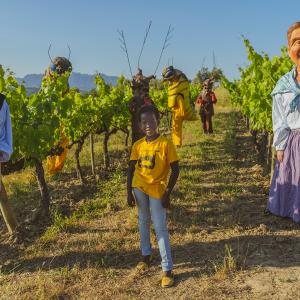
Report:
16,72,118,92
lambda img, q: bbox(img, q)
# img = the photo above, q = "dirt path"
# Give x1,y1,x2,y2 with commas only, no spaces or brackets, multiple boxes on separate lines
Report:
1,108,300,299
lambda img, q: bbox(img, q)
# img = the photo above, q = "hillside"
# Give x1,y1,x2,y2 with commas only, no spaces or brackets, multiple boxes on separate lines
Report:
16,72,118,91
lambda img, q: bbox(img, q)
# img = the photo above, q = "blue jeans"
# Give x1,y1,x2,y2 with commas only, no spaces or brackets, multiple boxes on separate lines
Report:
133,188,173,271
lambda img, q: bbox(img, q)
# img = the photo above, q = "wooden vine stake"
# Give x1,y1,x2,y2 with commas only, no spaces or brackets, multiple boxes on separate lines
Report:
0,163,17,234
90,134,95,176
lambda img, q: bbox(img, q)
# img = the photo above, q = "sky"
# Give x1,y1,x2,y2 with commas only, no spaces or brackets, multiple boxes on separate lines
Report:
0,0,299,80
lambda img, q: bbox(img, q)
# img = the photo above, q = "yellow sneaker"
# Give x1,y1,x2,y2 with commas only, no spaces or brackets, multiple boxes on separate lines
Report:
161,273,174,288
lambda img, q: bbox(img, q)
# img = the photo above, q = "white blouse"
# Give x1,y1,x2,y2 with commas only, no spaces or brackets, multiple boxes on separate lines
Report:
272,92,300,150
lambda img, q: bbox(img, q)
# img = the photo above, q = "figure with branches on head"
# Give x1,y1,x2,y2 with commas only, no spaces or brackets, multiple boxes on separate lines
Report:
129,68,156,143
119,22,174,144
45,45,72,175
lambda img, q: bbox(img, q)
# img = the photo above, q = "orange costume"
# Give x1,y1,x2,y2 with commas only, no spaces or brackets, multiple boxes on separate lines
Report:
196,80,217,134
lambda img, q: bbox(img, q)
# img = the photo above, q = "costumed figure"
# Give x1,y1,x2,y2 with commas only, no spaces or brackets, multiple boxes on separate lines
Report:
196,79,217,134
129,68,156,143
118,22,173,145
162,66,197,146
45,52,72,175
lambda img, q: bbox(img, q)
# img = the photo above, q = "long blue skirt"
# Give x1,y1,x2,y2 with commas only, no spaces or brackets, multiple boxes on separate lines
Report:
268,130,300,222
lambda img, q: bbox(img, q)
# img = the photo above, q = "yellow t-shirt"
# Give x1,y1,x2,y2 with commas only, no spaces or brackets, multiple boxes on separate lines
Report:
130,135,179,199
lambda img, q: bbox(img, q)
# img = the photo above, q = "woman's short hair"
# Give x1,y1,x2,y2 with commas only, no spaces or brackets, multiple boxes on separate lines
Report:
287,22,300,45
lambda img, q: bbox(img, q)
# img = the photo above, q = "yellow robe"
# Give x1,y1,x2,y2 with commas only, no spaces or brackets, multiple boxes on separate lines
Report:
167,77,197,146
43,71,70,176
46,134,69,175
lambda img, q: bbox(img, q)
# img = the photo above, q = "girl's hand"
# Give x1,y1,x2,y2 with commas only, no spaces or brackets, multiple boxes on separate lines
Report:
277,150,284,163
127,192,135,207
161,192,170,208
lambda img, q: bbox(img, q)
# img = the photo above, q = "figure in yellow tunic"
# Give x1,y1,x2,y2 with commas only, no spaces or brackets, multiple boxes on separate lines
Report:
44,56,72,175
46,132,69,175
162,66,197,146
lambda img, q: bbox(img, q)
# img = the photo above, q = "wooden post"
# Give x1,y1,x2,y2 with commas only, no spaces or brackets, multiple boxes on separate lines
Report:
103,132,110,170
90,134,95,176
245,117,250,131
74,140,86,185
123,129,129,148
0,164,17,234
103,128,117,170
34,159,50,217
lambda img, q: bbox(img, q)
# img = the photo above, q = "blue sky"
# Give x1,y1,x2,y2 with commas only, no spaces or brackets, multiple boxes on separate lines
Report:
0,0,299,79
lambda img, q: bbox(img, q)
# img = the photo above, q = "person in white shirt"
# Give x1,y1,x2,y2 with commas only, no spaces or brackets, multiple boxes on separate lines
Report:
268,22,300,222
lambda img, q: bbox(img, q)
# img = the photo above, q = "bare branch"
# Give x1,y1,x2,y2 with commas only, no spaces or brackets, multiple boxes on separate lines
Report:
67,44,71,60
201,57,206,69
117,30,133,77
48,44,55,64
137,20,152,69
153,25,174,76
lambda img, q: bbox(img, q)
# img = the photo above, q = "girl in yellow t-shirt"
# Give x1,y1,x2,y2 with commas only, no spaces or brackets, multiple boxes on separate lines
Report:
127,104,179,288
